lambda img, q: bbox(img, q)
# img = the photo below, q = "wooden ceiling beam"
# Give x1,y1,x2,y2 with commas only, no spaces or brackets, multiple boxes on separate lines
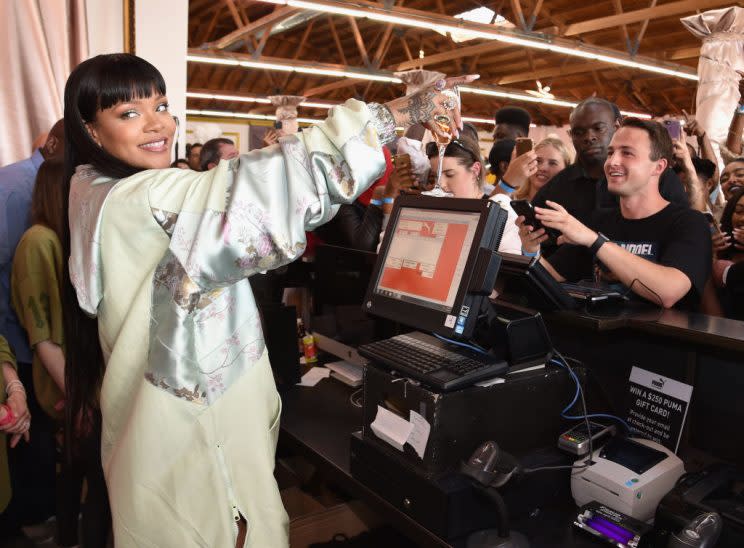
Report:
394,40,509,71
327,16,348,65
224,0,246,28
212,6,298,50
498,61,606,85
304,78,363,98
631,0,658,55
666,47,699,61
563,0,732,36
347,16,371,68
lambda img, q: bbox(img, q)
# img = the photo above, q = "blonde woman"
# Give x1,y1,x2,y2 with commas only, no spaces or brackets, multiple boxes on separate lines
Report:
513,137,573,202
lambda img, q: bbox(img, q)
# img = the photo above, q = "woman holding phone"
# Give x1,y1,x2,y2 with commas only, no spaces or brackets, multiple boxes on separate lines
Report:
62,53,474,547
512,137,572,202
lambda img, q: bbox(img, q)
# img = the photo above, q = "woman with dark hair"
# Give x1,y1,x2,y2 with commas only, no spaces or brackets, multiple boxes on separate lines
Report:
424,135,521,253
11,157,110,547
713,187,744,319
62,53,473,547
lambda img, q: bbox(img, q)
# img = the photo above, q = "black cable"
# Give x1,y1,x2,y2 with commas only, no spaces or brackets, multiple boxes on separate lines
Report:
522,348,594,474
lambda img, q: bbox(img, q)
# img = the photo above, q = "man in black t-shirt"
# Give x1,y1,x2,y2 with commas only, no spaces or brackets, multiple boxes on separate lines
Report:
531,99,688,244
519,118,711,309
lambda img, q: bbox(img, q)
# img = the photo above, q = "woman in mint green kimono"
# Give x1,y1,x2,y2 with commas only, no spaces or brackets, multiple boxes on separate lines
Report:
61,53,474,547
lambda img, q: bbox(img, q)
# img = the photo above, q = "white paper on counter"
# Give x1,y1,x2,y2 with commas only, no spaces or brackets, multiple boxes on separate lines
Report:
297,367,331,387
370,405,414,451
407,410,431,459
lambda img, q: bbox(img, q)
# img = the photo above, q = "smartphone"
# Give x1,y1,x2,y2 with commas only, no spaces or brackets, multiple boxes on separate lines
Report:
510,199,560,241
664,120,682,141
515,137,533,157
273,120,283,130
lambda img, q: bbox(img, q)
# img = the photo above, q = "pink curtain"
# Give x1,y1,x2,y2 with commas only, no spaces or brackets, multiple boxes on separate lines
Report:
0,0,88,165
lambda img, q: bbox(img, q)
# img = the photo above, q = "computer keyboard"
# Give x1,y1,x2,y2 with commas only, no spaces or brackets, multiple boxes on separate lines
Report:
358,331,508,391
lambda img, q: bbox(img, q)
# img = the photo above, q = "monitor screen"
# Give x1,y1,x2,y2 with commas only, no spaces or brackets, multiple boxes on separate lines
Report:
364,194,507,340
375,208,481,314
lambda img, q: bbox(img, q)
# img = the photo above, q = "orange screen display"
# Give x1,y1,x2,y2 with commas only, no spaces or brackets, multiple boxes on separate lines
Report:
377,209,479,307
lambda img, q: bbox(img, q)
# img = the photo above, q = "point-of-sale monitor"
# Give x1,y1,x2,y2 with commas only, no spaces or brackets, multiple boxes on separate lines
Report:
363,194,507,340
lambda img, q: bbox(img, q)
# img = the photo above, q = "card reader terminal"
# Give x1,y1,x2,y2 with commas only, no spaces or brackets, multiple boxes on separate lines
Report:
559,421,616,456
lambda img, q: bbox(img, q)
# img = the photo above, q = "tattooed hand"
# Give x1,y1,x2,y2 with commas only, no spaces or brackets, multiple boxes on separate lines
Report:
385,74,479,141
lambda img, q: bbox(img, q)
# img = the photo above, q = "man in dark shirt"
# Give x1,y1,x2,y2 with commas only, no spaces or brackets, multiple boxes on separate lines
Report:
519,118,711,309
532,98,688,231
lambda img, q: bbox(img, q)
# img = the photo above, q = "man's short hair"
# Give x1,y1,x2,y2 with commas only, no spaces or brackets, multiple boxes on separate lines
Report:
200,138,234,171
571,97,622,122
488,139,515,174
619,117,673,164
494,106,531,135
691,157,716,181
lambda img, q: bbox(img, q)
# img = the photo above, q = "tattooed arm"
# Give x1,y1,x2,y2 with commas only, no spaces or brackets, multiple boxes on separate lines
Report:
384,75,479,140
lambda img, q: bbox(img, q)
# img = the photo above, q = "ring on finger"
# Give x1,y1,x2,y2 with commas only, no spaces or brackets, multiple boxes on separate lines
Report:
442,98,457,111
433,79,447,92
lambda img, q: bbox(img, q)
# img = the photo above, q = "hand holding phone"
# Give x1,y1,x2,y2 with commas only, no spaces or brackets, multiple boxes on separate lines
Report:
664,120,683,141
515,137,533,157
510,199,560,242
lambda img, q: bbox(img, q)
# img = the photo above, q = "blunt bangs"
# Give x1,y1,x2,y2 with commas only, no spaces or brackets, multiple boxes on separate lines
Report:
76,54,166,121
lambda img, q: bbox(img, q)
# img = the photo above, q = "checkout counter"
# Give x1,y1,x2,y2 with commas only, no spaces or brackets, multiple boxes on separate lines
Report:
272,196,744,546
278,305,744,547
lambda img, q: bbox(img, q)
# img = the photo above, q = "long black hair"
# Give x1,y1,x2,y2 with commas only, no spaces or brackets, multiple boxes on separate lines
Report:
62,54,167,444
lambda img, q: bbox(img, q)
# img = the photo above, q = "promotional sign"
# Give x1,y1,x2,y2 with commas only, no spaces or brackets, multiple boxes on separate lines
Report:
625,367,693,452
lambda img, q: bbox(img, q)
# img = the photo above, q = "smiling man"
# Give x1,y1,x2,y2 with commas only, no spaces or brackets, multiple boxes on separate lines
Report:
531,98,689,258
519,118,711,309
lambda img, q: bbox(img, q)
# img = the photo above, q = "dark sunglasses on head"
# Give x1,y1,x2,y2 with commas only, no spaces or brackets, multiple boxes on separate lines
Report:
425,139,478,161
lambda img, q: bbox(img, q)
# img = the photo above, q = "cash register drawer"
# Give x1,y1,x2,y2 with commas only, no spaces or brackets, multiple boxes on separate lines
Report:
362,363,579,478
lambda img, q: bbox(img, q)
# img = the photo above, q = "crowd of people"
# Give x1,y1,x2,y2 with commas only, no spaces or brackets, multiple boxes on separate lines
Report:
0,50,743,548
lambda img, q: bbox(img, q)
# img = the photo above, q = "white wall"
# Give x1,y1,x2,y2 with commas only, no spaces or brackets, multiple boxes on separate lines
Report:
85,0,123,57
135,0,188,161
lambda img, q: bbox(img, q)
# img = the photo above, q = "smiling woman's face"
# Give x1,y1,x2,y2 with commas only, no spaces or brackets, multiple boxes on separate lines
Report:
721,161,744,201
86,92,176,170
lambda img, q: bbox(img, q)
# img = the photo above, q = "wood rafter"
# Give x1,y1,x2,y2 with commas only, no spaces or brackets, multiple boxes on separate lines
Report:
327,16,348,64
212,6,298,50
347,16,371,68
609,0,631,53
509,0,527,30
632,0,658,55
498,61,609,85
563,0,732,36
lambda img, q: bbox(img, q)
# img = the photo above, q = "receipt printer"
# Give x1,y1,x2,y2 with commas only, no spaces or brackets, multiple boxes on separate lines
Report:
571,437,684,522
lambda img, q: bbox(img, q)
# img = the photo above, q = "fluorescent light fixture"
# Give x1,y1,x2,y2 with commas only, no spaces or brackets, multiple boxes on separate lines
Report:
255,0,697,81
186,92,272,104
188,88,652,120
462,115,495,125
187,54,401,83
186,108,322,124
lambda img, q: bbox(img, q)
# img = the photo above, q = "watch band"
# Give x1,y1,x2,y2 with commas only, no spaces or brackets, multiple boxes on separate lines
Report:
589,232,609,255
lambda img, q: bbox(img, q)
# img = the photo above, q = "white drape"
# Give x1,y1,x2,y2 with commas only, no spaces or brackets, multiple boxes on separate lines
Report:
0,0,88,165
681,7,744,165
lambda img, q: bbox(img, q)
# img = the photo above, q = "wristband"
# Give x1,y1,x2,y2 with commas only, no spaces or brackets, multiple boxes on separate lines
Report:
370,199,383,206
498,180,516,194
737,104,744,115
522,249,540,258
383,197,395,204
5,380,24,397
0,404,15,427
